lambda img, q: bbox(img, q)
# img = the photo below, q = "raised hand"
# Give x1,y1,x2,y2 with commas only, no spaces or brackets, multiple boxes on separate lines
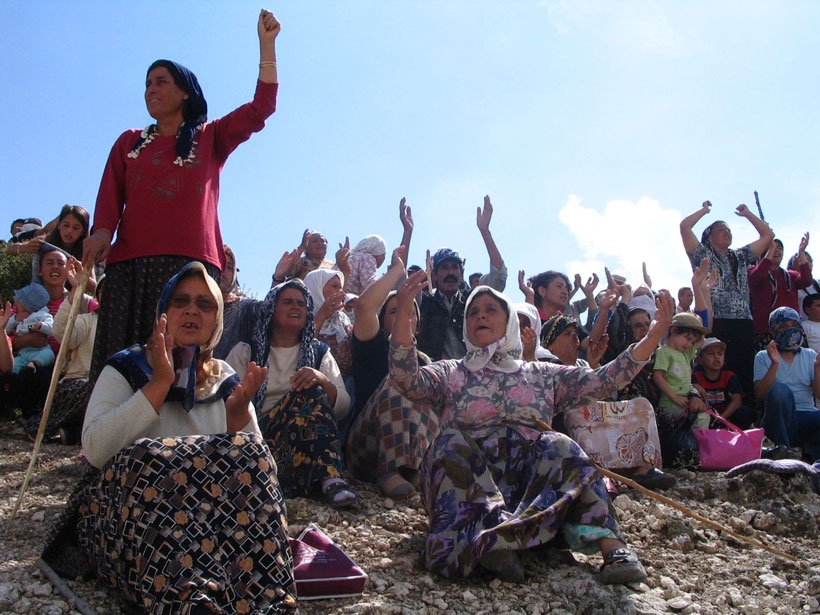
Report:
147,314,175,387
335,237,350,272
582,273,599,295
391,245,407,270
765,340,782,365
518,270,535,304
226,361,268,428
258,9,281,41
735,203,750,217
586,332,610,368
274,249,301,282
476,195,493,234
702,200,712,213
799,231,810,255
520,325,537,362
642,262,652,288
0,300,12,330
399,197,413,232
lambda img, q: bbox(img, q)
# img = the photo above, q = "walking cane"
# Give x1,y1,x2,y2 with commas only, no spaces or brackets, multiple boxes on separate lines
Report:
5,269,90,528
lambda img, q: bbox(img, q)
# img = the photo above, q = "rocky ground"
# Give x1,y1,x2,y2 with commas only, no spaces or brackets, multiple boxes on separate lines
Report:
2,419,820,615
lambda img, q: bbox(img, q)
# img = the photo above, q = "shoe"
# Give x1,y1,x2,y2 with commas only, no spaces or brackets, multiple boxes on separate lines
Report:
630,468,676,491
600,548,647,585
479,549,525,584
376,471,416,498
761,445,801,461
322,481,357,509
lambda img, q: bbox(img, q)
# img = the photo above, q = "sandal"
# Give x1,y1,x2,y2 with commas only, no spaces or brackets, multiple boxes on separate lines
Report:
629,468,676,491
599,548,647,585
322,481,357,509
376,471,416,498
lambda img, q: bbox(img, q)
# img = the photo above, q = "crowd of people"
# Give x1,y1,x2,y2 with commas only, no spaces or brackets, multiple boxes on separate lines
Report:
2,8,819,614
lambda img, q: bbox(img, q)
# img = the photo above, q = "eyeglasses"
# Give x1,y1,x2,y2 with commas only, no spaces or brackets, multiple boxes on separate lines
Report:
168,294,218,312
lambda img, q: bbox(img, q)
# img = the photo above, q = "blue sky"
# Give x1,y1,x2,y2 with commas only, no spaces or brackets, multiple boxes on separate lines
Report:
2,1,817,300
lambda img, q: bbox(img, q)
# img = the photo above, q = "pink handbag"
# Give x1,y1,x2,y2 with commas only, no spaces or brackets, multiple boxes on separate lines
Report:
692,407,765,471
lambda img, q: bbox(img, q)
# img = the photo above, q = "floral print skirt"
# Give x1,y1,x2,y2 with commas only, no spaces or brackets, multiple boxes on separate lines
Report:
346,375,441,481
259,387,345,498
420,426,623,579
77,433,296,615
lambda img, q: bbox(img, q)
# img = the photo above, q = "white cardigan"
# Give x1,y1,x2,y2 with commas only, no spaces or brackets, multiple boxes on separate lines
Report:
82,361,259,469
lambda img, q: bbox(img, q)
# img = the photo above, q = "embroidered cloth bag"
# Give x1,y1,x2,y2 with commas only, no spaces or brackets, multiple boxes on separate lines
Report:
564,397,663,469
693,407,764,471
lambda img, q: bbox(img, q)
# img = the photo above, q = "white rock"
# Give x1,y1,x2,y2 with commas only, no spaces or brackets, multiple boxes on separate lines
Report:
667,595,692,610
760,573,788,590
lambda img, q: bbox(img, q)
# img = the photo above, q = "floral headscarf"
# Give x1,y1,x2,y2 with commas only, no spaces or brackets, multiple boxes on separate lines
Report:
248,279,318,409
304,268,351,343
462,286,522,373
768,306,805,352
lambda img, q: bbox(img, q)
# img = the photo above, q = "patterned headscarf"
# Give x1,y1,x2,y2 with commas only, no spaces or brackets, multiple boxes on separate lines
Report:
462,286,522,373
248,279,318,409
133,59,208,162
768,306,805,352
540,314,578,350
352,235,387,256
108,261,226,411
304,268,351,343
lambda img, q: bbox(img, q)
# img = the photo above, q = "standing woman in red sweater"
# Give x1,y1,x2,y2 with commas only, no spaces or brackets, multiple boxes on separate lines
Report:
83,9,281,384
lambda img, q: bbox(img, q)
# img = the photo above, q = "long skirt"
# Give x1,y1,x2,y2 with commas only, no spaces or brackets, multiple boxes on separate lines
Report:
89,256,220,385
77,433,296,615
23,377,90,439
421,426,623,579
345,375,441,482
259,387,345,498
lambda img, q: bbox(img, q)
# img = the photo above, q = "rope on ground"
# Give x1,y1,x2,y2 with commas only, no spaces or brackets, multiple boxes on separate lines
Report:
597,465,798,563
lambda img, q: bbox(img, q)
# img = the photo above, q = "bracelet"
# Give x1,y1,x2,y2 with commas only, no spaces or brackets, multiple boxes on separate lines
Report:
259,61,277,68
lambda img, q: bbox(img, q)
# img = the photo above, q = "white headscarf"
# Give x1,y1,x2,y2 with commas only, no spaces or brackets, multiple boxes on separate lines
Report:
303,268,351,343
352,235,387,255
513,302,552,360
462,286,523,373
628,284,657,320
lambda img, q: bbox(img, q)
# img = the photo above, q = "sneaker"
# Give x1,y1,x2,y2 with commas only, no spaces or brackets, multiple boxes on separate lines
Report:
600,548,647,585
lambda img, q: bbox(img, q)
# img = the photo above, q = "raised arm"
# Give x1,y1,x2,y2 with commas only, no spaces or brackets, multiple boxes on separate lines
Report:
680,201,712,254
399,197,413,260
631,290,675,362
354,246,407,342
735,203,774,257
477,195,504,271
392,269,428,347
257,9,281,84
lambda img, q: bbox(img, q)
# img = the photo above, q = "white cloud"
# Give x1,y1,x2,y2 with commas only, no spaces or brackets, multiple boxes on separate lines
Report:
557,195,694,293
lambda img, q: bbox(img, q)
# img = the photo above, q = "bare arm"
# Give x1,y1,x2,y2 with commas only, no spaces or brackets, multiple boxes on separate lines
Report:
393,269,429,347
0,302,13,373
354,246,407,342
630,289,675,362
398,197,413,261
754,342,781,400
680,200,712,254
735,203,774,257
257,10,280,84
477,195,504,270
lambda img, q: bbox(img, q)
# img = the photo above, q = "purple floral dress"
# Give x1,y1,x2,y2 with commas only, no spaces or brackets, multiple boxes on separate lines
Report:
389,340,649,579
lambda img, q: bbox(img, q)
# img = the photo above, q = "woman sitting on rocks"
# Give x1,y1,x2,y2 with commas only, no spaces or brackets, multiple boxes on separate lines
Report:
43,262,295,614
388,271,675,584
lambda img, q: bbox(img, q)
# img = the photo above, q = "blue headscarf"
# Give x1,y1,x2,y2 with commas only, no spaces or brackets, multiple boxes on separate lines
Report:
768,306,805,352
132,59,208,162
107,262,230,411
248,279,324,410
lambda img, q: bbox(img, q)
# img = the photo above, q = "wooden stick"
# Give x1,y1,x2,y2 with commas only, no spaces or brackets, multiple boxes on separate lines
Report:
598,465,798,562
37,559,99,615
6,271,89,528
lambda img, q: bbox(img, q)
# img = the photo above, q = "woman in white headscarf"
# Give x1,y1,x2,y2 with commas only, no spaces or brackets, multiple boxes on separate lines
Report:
389,273,675,585
304,268,353,380
345,234,387,296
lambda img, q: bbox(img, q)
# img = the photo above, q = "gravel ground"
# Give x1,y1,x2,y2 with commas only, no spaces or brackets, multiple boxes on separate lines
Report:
2,419,820,615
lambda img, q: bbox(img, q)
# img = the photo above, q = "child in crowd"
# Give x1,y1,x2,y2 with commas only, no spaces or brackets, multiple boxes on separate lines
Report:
5,283,55,374
803,294,820,353
691,337,755,429
653,312,710,429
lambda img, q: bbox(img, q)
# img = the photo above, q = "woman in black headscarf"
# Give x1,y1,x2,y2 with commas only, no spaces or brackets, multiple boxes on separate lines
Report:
83,10,281,387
